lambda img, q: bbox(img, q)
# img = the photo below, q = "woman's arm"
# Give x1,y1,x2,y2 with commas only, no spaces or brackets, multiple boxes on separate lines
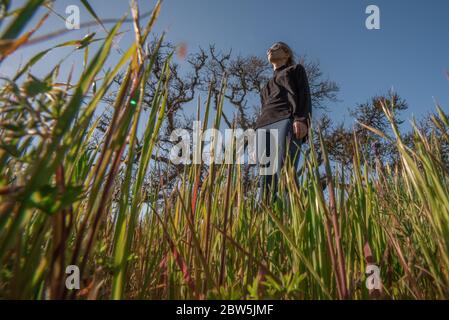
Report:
290,63,312,127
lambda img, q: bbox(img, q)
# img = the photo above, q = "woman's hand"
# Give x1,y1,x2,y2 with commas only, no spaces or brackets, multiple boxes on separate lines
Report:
293,120,308,140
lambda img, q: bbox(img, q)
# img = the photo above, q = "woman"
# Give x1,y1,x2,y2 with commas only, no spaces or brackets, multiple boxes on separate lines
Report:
255,41,312,203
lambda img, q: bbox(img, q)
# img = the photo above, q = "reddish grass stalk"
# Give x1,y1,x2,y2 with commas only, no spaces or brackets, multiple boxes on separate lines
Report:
327,175,349,299
49,164,68,299
153,201,199,298
323,211,343,299
219,163,232,286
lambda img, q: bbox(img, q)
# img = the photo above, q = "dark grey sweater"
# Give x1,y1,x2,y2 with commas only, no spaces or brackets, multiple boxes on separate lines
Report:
255,63,312,140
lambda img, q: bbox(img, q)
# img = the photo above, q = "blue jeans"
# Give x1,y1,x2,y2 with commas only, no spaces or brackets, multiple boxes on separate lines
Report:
256,117,302,203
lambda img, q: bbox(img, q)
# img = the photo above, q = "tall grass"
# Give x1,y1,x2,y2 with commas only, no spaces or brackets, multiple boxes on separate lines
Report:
1,1,449,299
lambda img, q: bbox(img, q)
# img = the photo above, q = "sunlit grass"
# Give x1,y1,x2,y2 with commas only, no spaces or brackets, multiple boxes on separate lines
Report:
0,0,448,300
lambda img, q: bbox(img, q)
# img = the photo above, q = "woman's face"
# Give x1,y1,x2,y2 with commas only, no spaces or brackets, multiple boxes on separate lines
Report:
267,42,289,64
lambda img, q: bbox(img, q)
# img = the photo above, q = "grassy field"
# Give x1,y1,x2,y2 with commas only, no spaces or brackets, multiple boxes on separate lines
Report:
1,1,449,300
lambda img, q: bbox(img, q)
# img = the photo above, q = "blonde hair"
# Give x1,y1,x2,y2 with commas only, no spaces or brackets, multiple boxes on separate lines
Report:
277,42,296,67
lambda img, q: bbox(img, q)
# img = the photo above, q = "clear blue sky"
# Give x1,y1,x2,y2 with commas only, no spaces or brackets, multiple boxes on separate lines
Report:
2,0,449,131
